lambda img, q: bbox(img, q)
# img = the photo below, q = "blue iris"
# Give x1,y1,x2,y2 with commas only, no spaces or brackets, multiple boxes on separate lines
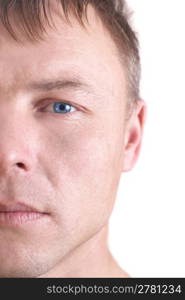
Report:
53,102,73,114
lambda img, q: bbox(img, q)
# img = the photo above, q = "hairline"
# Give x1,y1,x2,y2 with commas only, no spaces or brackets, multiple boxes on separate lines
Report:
0,0,140,119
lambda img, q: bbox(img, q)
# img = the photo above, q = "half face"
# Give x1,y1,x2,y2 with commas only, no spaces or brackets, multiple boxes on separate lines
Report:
0,3,128,277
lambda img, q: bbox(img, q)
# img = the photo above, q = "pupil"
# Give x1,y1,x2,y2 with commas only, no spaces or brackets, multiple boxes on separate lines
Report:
60,104,66,111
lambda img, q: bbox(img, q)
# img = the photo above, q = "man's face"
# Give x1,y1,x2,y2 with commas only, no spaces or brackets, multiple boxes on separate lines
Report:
0,4,129,277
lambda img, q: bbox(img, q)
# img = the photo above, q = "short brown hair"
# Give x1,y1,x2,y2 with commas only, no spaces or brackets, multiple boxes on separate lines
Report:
0,0,141,117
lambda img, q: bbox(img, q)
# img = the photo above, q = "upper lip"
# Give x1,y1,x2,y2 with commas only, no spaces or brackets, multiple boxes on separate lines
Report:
0,202,43,213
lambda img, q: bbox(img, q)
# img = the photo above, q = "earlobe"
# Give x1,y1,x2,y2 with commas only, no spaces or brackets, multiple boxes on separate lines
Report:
122,98,147,173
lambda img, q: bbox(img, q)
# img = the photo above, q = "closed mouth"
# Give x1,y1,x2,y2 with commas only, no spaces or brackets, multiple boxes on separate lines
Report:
0,202,49,226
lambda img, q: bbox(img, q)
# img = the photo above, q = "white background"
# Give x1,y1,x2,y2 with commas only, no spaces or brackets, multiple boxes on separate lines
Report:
109,0,185,277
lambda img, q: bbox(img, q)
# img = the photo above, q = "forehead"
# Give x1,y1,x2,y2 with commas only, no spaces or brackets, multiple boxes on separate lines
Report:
0,3,126,98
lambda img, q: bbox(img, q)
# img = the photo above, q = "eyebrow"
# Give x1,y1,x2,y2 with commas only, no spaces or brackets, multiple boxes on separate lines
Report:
27,77,93,94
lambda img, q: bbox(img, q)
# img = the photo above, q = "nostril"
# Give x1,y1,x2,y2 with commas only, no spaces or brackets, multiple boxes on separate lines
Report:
16,162,25,169
14,162,29,172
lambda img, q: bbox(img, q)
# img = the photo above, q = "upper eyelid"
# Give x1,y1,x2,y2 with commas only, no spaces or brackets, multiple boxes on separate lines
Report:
37,98,76,108
41,101,77,111
46,101,75,107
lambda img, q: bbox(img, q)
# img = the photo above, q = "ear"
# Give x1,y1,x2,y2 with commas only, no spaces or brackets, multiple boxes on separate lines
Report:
122,98,147,172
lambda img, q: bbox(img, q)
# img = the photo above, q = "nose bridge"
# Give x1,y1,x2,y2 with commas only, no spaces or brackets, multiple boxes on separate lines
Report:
0,104,36,175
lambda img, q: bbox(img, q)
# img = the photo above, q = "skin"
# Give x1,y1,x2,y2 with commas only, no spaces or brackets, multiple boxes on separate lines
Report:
0,3,147,277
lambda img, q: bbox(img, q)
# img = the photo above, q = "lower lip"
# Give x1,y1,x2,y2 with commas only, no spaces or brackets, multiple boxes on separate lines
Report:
0,211,46,226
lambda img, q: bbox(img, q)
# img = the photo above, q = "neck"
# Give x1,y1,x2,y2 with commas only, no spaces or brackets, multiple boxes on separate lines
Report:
39,223,129,278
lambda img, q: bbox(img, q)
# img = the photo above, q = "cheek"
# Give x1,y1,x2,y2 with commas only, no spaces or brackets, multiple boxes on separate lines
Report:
40,118,123,231
58,133,118,235
60,127,120,204
43,119,117,179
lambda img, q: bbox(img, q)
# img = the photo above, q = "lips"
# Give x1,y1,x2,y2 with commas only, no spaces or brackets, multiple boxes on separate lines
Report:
0,202,48,226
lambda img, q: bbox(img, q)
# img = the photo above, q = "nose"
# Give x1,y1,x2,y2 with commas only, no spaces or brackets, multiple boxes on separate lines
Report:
0,111,36,177
0,143,32,177
0,152,30,175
